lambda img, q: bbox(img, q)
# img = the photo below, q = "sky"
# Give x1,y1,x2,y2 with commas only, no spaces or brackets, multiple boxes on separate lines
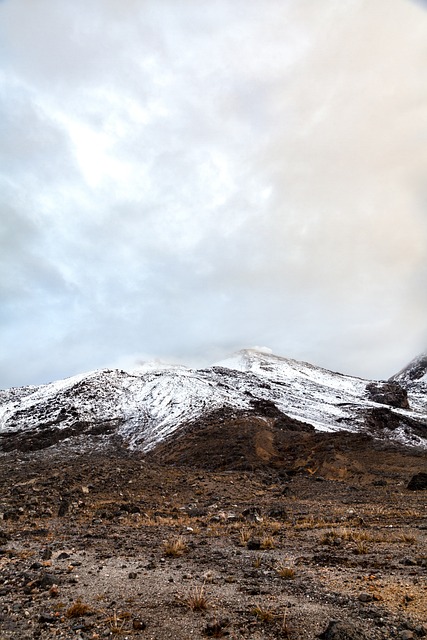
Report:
1,0,427,388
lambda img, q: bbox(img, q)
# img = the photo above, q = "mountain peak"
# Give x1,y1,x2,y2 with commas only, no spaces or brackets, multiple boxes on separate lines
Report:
390,352,427,383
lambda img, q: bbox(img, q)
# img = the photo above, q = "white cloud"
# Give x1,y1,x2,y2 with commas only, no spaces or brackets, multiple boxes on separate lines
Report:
0,0,426,387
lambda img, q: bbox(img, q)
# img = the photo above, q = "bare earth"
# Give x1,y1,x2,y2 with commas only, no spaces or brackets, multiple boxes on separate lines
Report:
0,435,426,639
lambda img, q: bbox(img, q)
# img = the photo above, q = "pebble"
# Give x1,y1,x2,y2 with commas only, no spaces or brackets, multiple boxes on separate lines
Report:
358,593,373,603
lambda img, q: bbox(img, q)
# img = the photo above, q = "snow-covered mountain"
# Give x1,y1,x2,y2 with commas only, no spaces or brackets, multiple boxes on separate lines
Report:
389,352,427,414
0,349,426,455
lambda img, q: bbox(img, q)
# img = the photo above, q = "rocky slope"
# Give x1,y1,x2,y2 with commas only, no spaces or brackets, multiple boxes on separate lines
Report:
389,352,427,414
0,349,426,456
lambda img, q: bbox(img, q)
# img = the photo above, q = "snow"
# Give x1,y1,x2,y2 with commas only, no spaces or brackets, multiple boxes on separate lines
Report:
1,348,426,453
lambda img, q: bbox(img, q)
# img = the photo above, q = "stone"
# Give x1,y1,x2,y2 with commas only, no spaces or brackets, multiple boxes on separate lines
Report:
366,381,409,409
318,620,365,639
247,538,261,550
407,473,427,491
132,618,147,630
358,593,373,603
242,506,262,522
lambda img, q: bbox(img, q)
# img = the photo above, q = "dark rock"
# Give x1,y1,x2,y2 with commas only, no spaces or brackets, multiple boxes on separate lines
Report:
133,618,147,630
358,593,373,603
0,529,10,546
38,613,56,624
407,472,427,491
364,408,425,440
41,547,52,560
242,506,262,522
366,381,409,409
58,499,69,516
203,618,229,636
267,505,287,519
128,571,137,579
318,620,365,639
38,572,57,590
246,538,261,550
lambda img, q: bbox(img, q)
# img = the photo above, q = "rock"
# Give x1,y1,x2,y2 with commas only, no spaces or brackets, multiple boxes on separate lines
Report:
246,538,261,550
242,506,262,522
58,499,69,516
38,572,57,590
366,381,409,409
399,631,414,640
407,473,427,491
128,571,137,579
41,547,52,560
0,529,10,546
358,593,373,603
132,618,147,630
203,618,229,636
318,620,365,639
267,505,287,519
38,613,56,624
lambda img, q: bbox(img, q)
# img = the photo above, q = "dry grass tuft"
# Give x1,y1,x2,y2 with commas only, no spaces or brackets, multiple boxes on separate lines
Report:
251,603,276,623
260,535,275,550
66,599,93,618
180,583,210,611
354,540,368,555
163,535,187,557
104,609,131,635
276,562,296,579
397,533,417,545
239,528,252,546
281,612,292,639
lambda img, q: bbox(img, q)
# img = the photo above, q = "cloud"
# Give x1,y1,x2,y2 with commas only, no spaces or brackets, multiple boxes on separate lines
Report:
0,0,426,388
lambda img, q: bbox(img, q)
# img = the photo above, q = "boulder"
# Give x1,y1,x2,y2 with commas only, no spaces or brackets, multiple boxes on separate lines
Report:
366,381,409,409
407,472,427,491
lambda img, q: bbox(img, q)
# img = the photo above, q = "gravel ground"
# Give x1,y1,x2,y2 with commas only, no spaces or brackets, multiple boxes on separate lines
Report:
0,444,426,639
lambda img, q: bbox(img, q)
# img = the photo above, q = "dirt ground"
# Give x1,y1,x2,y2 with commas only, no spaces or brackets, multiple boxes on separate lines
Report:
0,437,426,639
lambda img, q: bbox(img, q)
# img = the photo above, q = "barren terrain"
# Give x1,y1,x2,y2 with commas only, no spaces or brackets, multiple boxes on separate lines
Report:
1,433,426,639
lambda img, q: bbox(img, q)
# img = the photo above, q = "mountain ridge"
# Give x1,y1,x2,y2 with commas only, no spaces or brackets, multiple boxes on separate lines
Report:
0,349,426,457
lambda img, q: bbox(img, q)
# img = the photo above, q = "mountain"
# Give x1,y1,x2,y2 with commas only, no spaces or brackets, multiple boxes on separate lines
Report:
0,349,426,460
389,352,427,414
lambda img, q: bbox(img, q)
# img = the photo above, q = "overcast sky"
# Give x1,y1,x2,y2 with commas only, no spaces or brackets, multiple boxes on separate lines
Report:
1,0,427,388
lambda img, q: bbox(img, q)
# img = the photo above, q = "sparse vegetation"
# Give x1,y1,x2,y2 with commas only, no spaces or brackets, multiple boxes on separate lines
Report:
163,535,187,557
104,609,131,634
260,534,275,549
239,528,252,546
251,603,276,623
180,583,210,611
276,562,296,579
66,599,93,618
354,540,368,555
